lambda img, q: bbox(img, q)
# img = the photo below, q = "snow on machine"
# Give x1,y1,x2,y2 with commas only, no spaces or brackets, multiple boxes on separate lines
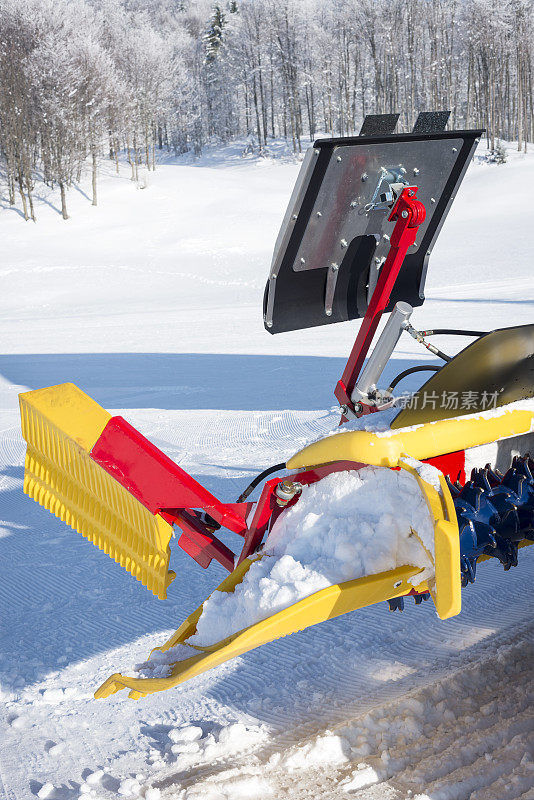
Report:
19,112,534,700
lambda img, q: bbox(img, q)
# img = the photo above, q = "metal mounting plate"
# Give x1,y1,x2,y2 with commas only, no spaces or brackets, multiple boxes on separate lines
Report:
264,128,482,334
292,138,460,273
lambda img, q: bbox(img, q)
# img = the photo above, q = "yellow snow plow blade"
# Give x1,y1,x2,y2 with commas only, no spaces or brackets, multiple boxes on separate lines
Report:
95,560,427,700
19,383,175,599
95,464,459,700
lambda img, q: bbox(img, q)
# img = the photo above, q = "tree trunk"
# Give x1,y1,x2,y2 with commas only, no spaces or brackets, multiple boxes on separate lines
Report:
25,173,35,221
92,148,97,206
127,141,135,180
59,181,69,220
8,175,15,206
17,169,29,221
133,134,139,182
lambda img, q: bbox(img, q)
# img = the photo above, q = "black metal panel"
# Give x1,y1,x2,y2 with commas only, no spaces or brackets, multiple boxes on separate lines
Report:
391,325,534,428
264,127,483,334
359,114,399,136
412,111,450,134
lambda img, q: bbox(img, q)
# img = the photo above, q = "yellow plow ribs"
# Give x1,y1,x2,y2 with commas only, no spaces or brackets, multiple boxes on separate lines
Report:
19,384,175,599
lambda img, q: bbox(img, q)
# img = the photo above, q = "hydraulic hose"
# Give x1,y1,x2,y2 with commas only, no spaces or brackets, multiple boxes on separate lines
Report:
404,323,452,361
236,462,286,503
419,328,488,338
387,364,441,393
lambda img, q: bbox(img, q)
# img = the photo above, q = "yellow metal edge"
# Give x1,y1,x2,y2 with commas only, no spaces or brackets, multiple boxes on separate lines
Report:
156,556,260,654
95,563,424,700
434,474,461,619
398,461,461,620
19,383,111,453
286,407,534,471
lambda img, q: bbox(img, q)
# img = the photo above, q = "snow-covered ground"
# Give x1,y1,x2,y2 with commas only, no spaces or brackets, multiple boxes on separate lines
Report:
0,141,533,800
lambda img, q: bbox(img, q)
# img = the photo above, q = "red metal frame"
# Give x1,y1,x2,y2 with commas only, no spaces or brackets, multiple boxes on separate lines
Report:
236,460,368,565
334,187,426,416
91,416,249,534
171,510,236,572
91,416,251,572
424,450,466,485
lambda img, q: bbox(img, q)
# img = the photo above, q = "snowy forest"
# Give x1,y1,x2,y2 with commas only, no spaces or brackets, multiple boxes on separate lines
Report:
0,0,533,220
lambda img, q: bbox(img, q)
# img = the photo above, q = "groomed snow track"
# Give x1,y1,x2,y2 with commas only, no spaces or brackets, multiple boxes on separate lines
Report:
177,623,533,800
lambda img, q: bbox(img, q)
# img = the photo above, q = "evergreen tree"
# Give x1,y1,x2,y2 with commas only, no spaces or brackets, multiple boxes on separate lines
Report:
204,5,226,64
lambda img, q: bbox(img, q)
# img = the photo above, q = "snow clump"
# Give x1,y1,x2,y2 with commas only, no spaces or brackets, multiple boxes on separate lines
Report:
138,464,437,678
189,465,435,646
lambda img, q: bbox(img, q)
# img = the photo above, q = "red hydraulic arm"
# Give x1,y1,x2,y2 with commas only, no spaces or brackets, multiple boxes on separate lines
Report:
334,187,426,417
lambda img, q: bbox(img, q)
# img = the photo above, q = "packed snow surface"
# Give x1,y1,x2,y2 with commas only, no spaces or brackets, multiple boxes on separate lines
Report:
1,140,533,799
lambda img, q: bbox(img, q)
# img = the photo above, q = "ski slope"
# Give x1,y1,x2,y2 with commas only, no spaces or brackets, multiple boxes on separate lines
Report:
0,141,533,800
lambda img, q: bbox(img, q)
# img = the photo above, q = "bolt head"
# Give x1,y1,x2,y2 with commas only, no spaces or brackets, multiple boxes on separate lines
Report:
361,173,368,182
401,210,409,218
300,257,306,264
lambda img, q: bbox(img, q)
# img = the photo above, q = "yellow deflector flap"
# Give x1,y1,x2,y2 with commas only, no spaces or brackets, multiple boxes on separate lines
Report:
399,462,461,620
